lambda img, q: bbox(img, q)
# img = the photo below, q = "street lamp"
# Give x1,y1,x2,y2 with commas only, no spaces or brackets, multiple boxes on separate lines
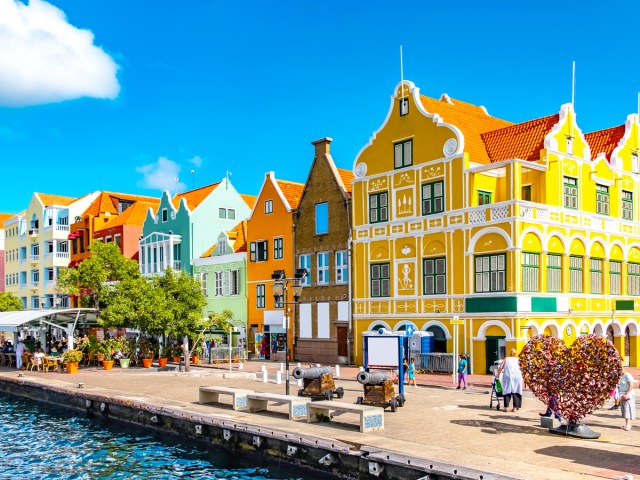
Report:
271,268,307,395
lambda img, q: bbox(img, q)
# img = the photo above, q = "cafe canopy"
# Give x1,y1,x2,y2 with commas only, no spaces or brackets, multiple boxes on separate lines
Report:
0,308,99,334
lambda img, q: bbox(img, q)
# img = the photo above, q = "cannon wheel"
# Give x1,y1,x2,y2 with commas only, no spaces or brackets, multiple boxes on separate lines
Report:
325,390,334,401
389,398,398,412
356,396,363,405
298,389,304,397
335,387,344,399
397,395,405,407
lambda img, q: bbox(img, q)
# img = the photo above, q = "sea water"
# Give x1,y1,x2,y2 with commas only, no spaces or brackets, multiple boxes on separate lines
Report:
0,393,327,480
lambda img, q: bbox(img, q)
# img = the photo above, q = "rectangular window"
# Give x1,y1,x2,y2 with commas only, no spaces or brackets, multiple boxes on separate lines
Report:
422,181,444,215
72,239,78,255
369,192,388,223
299,254,311,286
569,255,583,293
590,258,603,294
219,241,226,255
633,152,639,174
105,236,112,243
250,241,268,262
273,237,283,259
522,252,539,292
315,202,328,234
228,209,235,220
563,176,578,209
622,190,633,221
596,184,609,215
336,250,348,284
566,136,574,155
610,260,621,295
264,200,273,214
370,263,390,297
628,262,640,296
478,191,492,205
230,270,239,295
199,272,208,297
31,269,39,283
162,209,168,222
474,254,506,293
317,252,329,285
547,254,562,293
423,257,446,295
394,139,412,169
215,272,223,296
256,284,265,308
399,97,409,116
114,234,121,248
79,232,85,253
522,185,531,201
219,207,227,219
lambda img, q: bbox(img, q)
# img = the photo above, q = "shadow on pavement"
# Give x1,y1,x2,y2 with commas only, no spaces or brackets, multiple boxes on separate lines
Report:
535,446,640,475
450,418,547,436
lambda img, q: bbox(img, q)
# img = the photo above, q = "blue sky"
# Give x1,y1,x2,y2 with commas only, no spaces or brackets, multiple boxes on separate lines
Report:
1,0,640,214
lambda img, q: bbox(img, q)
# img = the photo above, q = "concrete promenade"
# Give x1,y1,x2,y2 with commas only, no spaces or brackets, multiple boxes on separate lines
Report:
1,360,638,480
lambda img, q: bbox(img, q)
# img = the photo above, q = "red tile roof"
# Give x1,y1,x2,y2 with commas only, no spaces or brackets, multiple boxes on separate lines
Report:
419,95,513,164
276,179,304,209
171,182,221,211
481,114,560,162
337,168,354,195
84,192,159,217
585,125,626,161
94,201,158,232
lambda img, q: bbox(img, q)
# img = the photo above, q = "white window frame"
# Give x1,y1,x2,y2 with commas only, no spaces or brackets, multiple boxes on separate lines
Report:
215,271,223,296
299,254,311,286
336,250,348,284
264,200,273,214
317,252,329,285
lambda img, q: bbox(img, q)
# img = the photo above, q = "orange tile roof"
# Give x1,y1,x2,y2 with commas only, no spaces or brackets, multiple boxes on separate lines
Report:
419,95,513,164
94,201,158,232
276,179,304,209
84,191,160,217
199,220,248,258
585,125,626,161
240,194,257,209
171,182,221,211
481,114,560,163
36,193,76,207
0,213,16,226
337,168,354,195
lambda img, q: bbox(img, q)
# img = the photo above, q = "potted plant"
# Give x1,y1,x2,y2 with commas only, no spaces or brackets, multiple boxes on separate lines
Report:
100,338,118,370
138,337,154,368
171,346,181,363
117,337,132,368
158,344,172,368
191,343,203,365
63,349,83,374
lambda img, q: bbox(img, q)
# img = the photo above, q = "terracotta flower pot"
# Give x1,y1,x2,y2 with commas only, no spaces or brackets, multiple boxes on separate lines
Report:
191,355,199,365
158,358,168,368
141,358,153,368
103,360,114,370
172,356,180,363
67,362,78,374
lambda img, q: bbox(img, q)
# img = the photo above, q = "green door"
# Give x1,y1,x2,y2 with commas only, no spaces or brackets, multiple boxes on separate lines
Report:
485,336,505,374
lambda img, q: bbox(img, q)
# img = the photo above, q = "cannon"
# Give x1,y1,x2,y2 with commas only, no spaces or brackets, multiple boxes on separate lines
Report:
293,366,344,400
356,370,405,412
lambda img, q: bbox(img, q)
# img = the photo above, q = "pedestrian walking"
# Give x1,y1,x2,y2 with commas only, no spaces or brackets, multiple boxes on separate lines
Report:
496,348,523,412
618,369,637,431
456,354,468,390
408,358,417,387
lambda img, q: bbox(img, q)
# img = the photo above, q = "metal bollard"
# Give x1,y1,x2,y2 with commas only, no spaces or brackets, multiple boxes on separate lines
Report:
279,362,284,373
262,370,268,383
335,365,340,378
276,371,282,385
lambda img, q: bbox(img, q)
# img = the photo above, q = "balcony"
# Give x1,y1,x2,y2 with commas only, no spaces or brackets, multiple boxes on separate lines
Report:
28,229,38,238
56,224,70,231
56,252,70,259
29,255,39,263
30,282,39,290
173,260,181,270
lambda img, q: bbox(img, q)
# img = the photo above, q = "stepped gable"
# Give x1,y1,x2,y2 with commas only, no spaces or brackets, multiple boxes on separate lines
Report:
584,124,626,161
276,179,304,209
36,193,76,207
482,114,560,162
94,201,159,232
337,168,354,196
419,94,513,164
171,182,221,211
84,192,159,217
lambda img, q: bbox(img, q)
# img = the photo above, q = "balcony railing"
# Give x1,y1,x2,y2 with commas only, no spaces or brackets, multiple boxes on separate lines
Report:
173,260,181,270
56,252,70,259
30,281,39,289
56,224,70,231
29,255,39,262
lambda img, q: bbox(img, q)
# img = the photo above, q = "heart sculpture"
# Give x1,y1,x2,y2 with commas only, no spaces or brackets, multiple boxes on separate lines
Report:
519,334,622,425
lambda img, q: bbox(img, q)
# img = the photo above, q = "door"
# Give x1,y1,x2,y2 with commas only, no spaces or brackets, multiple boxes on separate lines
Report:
485,336,505,374
337,326,348,358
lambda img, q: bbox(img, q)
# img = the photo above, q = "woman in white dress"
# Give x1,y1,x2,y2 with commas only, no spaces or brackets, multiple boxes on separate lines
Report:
496,348,523,412
618,369,637,431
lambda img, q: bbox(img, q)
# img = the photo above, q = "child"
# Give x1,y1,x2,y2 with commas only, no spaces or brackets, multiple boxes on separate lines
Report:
408,358,417,387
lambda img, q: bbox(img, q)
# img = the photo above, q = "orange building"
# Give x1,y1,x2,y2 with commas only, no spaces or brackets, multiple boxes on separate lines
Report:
69,192,159,267
246,172,303,360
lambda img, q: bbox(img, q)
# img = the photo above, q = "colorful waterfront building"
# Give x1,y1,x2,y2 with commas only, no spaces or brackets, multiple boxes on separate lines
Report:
68,192,160,267
294,138,354,364
351,80,640,373
139,178,253,276
0,213,15,292
3,192,99,309
193,220,249,343
246,172,303,360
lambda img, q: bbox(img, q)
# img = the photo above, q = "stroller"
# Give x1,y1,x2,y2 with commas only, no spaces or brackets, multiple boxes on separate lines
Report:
489,375,503,410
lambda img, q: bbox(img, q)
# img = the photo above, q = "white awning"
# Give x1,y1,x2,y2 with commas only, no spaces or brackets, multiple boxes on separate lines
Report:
0,308,99,332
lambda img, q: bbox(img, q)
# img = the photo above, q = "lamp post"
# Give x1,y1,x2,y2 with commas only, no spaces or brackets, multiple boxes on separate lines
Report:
271,268,307,395
229,325,237,374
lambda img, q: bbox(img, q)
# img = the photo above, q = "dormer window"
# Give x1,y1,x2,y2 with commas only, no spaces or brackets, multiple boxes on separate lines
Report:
566,136,574,156
219,241,227,255
162,208,168,222
399,97,409,116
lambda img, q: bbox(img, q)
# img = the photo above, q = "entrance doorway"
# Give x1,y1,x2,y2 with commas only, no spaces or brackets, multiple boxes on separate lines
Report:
426,326,447,353
485,336,506,374
337,326,348,358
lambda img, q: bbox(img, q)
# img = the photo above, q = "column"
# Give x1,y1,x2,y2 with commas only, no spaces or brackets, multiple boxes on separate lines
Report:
612,334,624,361
628,334,640,367
168,237,174,270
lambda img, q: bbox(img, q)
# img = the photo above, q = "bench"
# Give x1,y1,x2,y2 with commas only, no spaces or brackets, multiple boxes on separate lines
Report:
199,386,253,410
246,392,310,420
307,400,384,433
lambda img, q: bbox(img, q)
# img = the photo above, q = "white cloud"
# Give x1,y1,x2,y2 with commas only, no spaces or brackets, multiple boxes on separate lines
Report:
189,155,203,167
136,157,187,193
0,0,120,107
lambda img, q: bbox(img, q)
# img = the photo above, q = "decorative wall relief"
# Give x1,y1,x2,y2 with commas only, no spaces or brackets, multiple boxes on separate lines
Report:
397,262,415,295
396,188,414,217
421,165,443,179
563,161,577,175
394,170,414,188
369,177,387,191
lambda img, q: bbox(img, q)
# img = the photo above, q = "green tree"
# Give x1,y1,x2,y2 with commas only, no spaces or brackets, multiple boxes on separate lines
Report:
0,292,23,311
57,241,141,310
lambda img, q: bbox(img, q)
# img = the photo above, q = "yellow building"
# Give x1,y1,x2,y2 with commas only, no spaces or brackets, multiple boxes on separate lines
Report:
351,80,640,373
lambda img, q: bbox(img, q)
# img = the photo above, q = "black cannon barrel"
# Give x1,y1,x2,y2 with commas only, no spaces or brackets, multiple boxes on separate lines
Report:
292,366,333,379
357,371,393,385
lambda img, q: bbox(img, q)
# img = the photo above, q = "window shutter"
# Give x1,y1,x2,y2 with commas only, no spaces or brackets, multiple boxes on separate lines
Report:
223,271,230,296
250,242,256,262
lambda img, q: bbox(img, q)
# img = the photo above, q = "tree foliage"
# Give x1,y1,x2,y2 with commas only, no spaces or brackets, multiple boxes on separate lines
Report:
57,241,141,309
0,292,23,311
